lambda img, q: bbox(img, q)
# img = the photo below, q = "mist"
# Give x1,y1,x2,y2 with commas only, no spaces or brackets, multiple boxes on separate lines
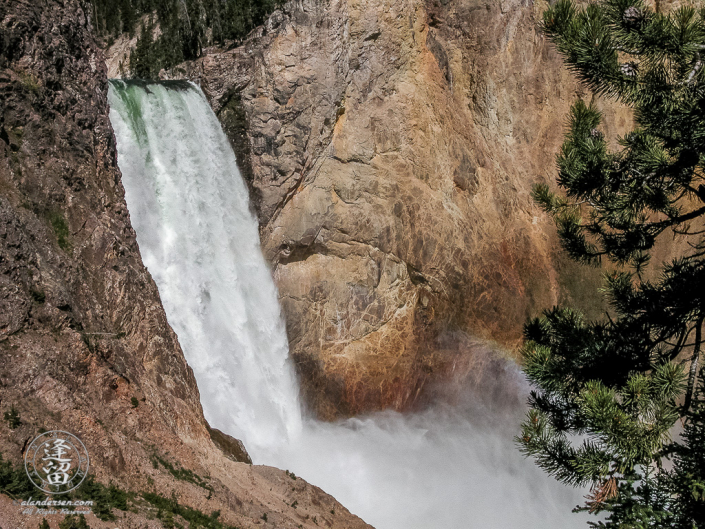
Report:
258,351,588,529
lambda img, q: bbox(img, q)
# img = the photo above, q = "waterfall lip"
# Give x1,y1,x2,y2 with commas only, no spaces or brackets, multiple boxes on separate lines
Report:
108,78,194,92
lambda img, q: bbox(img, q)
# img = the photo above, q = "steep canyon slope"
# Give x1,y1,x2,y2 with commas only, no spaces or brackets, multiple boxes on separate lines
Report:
0,1,371,527
147,0,633,418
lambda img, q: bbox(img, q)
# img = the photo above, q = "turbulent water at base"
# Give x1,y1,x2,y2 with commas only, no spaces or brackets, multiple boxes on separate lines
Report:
108,80,588,529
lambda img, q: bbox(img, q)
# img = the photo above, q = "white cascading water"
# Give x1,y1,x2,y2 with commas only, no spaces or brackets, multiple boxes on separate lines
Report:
108,80,588,529
107,80,302,449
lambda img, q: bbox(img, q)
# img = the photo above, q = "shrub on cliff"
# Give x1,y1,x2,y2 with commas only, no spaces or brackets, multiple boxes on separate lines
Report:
0,451,34,500
3,405,22,429
518,0,705,527
58,514,90,529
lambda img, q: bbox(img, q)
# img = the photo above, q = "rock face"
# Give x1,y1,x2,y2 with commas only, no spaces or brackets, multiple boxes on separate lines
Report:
154,0,632,419
0,1,371,527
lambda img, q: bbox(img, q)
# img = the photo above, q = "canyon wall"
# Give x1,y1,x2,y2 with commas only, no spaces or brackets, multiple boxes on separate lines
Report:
0,1,371,527
152,0,632,418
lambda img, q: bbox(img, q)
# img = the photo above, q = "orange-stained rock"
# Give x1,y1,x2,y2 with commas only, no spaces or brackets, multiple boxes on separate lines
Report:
110,0,685,419
137,0,611,419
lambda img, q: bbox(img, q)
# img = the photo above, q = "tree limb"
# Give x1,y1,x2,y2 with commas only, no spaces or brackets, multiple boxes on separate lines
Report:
684,315,704,413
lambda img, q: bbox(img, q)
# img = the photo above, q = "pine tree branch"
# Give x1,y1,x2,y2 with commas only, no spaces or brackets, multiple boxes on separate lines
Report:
665,326,690,360
650,205,705,230
681,184,705,201
684,248,705,260
686,52,702,85
684,316,704,414
672,226,705,236
666,341,700,349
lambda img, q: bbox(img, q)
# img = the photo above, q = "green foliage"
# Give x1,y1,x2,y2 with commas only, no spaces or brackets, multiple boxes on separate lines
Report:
129,16,159,79
47,211,71,251
30,288,46,304
157,508,175,529
520,1,705,527
3,405,22,429
17,70,41,95
538,0,705,270
0,451,35,500
90,0,284,79
131,396,140,408
142,491,239,529
73,475,132,521
667,370,705,528
150,454,212,491
73,474,232,527
39,519,50,529
58,514,90,529
0,450,238,527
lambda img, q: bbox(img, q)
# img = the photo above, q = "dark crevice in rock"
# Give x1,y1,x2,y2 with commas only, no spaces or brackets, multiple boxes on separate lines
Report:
217,89,261,220
277,240,327,266
426,30,450,84
406,263,429,286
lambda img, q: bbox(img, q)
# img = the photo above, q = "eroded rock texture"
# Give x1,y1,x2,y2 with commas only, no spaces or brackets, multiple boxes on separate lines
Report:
0,1,371,527
152,0,633,419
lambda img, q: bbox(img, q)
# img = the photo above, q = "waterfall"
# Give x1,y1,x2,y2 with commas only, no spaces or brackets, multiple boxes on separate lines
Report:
107,80,302,449
108,80,587,529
